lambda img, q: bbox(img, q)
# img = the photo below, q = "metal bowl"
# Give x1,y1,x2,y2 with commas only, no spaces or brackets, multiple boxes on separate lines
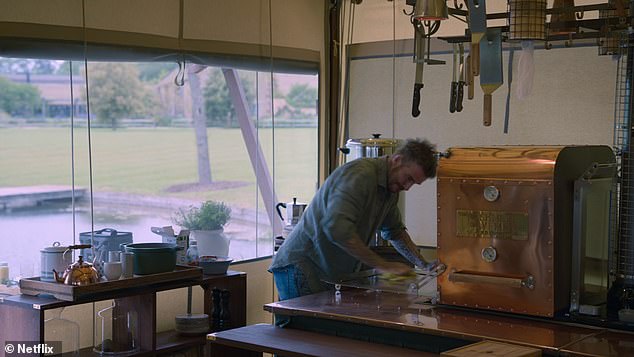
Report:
199,256,232,275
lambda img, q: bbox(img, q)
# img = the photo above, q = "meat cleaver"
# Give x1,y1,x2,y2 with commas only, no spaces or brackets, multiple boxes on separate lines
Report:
467,0,487,77
479,28,503,127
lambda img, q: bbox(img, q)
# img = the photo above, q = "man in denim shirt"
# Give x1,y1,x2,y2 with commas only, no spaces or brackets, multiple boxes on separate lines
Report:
269,138,437,301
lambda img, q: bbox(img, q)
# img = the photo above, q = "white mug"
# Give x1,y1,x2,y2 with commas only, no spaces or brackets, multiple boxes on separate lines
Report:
104,261,122,281
121,252,134,278
108,251,120,262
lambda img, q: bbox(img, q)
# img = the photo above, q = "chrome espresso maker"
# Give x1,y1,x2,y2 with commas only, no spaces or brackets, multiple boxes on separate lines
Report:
275,197,308,250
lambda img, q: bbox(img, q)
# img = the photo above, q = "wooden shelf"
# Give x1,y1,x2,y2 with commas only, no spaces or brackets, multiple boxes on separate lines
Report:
53,330,204,357
156,330,206,354
0,270,247,357
55,347,154,357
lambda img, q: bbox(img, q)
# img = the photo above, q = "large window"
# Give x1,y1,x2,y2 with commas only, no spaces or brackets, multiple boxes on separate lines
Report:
0,58,318,285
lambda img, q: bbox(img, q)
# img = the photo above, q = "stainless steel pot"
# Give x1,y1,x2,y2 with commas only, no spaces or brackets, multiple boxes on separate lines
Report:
41,242,92,282
340,134,401,162
340,134,404,248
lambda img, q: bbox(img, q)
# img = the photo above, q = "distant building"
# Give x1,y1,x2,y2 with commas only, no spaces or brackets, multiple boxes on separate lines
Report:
154,68,317,125
4,69,317,124
2,73,87,118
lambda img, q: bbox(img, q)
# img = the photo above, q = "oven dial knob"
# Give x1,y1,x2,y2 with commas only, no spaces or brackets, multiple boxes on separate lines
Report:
483,185,500,202
481,246,497,263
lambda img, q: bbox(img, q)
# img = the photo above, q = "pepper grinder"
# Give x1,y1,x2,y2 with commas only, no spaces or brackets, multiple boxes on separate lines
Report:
211,288,221,331
218,289,231,331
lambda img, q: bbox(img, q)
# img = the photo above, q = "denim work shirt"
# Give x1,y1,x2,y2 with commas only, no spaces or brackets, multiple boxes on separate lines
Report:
269,157,405,293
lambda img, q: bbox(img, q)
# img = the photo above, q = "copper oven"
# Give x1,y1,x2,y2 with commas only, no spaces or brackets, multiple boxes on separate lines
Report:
437,146,615,317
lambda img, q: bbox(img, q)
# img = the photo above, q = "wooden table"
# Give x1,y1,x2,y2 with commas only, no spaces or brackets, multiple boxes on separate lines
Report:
208,323,437,357
264,288,634,356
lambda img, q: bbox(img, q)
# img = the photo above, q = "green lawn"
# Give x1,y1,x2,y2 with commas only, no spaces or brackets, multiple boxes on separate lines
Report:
0,127,318,207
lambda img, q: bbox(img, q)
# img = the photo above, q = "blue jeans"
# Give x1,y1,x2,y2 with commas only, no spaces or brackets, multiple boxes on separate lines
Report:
271,265,313,327
271,264,313,301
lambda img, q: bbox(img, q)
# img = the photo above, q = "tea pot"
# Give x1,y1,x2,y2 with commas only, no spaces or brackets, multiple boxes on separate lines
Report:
53,256,100,285
276,197,307,226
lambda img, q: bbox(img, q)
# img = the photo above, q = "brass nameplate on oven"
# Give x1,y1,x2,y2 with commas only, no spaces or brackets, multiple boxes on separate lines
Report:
456,210,528,240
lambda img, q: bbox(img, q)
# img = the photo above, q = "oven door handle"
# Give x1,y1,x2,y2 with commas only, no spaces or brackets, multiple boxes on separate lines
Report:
449,271,535,290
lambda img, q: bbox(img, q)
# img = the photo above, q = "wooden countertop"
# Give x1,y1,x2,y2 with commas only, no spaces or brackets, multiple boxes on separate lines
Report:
264,288,634,356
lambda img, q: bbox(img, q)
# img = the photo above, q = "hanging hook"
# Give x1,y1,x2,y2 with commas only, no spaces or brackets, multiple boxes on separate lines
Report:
575,9,584,20
597,24,609,48
174,60,186,87
423,20,441,36
564,33,573,47
544,37,553,50
452,0,464,10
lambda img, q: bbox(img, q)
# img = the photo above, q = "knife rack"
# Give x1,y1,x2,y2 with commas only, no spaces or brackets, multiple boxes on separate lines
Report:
438,1,630,46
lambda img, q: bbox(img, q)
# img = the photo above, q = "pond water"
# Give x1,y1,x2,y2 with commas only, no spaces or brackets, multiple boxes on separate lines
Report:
0,202,273,282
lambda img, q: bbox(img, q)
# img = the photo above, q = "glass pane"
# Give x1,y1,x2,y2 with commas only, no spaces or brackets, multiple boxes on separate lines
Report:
0,57,319,285
0,59,87,284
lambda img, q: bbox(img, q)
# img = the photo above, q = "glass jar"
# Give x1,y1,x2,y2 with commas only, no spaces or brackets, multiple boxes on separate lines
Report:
94,300,139,356
186,241,199,266
0,262,8,284
45,307,79,356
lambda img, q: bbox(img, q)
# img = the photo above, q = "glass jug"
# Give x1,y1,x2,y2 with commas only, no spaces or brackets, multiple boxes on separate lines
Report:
94,300,140,356
45,307,80,356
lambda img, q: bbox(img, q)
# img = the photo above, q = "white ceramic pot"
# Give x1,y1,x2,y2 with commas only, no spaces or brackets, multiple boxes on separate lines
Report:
191,229,230,257
40,242,73,282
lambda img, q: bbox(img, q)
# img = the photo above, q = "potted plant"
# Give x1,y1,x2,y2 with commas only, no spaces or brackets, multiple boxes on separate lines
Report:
173,201,232,257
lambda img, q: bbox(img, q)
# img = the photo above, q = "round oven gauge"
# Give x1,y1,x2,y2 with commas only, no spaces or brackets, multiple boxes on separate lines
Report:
483,185,500,202
481,246,498,263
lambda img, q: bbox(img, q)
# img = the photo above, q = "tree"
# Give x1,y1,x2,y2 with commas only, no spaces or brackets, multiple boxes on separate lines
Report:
0,59,28,74
286,83,317,108
86,63,154,130
0,59,58,76
188,65,213,184
203,68,255,127
55,61,84,77
0,77,42,117
31,60,56,75
137,63,175,83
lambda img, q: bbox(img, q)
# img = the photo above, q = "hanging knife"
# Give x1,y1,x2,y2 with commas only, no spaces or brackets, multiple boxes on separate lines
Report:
450,43,458,113
456,43,465,112
412,19,425,118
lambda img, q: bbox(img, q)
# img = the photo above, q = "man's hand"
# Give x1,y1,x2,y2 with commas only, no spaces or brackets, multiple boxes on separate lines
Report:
377,261,412,275
416,259,438,272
